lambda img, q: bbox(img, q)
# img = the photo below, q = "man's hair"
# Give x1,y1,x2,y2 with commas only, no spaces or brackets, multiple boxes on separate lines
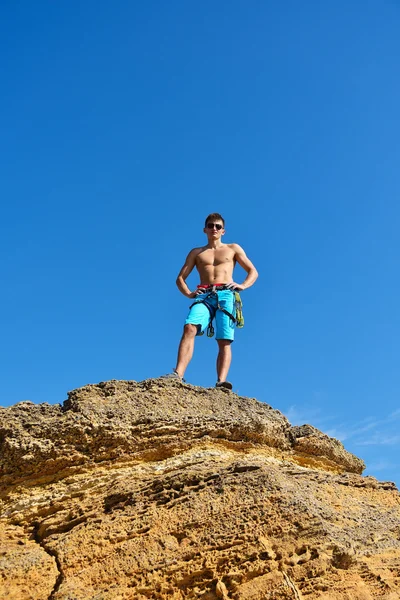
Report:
204,213,225,227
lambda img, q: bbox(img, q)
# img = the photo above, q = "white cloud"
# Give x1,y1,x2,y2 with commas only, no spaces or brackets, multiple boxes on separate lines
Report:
365,459,398,472
282,404,400,447
355,434,400,447
283,404,335,428
324,427,351,441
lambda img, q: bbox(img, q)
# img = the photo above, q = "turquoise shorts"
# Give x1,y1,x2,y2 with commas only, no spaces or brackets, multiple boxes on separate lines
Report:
185,290,236,341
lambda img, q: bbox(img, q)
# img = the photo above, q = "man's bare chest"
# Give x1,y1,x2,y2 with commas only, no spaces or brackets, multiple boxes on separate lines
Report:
196,248,235,267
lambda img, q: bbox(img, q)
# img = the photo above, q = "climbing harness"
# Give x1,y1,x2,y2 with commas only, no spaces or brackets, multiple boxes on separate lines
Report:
189,284,244,338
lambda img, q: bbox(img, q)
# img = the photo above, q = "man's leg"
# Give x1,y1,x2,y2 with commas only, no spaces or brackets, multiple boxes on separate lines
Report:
215,291,235,385
216,339,232,383
175,324,198,378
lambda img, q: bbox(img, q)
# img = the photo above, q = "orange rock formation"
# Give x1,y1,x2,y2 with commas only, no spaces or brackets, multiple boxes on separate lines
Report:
1,379,399,599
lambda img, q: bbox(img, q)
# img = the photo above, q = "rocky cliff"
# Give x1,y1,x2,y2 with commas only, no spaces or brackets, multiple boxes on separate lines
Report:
1,379,399,599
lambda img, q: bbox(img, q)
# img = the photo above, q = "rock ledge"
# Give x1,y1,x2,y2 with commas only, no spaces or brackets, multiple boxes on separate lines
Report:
0,379,399,600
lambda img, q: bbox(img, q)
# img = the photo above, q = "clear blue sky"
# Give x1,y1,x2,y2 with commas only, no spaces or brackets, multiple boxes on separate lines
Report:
1,1,399,486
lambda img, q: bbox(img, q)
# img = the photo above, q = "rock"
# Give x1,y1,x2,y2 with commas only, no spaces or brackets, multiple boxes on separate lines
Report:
0,378,399,599
289,424,365,473
331,544,357,569
216,578,229,598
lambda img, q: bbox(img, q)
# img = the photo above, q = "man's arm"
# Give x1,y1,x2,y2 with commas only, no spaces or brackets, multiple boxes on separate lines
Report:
231,244,258,291
176,248,200,298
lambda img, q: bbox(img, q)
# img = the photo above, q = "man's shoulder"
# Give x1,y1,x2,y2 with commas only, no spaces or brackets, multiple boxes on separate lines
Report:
186,246,205,259
226,242,244,252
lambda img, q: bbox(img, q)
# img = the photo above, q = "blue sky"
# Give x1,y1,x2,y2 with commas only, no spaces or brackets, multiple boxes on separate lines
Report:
1,1,399,486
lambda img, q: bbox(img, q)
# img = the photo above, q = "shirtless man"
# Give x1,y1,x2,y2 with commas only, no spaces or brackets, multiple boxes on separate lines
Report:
165,213,258,389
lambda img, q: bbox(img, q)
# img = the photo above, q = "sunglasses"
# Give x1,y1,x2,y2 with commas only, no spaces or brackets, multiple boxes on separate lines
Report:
206,223,223,230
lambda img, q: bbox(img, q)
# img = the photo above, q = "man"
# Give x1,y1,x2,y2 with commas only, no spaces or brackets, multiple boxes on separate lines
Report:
164,213,258,389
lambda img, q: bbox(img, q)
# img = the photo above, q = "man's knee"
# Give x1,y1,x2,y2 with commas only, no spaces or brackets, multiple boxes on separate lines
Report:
183,323,198,337
217,339,233,349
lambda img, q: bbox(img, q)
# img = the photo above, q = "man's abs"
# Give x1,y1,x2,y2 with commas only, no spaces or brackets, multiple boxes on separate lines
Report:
195,246,235,285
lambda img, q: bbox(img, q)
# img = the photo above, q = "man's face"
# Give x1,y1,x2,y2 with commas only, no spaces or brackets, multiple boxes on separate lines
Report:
204,220,225,238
